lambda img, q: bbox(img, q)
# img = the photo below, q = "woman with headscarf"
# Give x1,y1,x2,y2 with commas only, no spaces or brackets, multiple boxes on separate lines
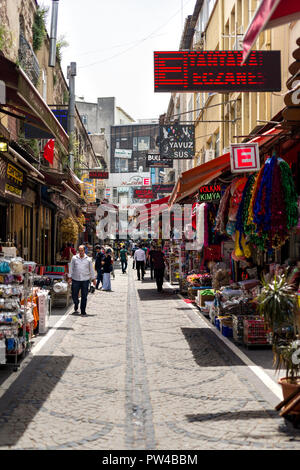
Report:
102,250,112,291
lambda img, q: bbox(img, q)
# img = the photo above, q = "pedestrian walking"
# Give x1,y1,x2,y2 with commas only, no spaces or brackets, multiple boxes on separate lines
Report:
151,245,166,292
120,244,128,274
102,250,113,291
94,245,105,289
68,245,96,315
105,245,115,279
148,243,156,280
134,245,146,281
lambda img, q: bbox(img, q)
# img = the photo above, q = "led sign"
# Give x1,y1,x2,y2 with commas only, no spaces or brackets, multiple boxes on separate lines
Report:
154,51,281,92
198,184,222,203
133,188,154,199
89,171,109,179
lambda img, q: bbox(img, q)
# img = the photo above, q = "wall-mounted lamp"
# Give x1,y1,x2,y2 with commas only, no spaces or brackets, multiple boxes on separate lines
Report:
0,139,8,152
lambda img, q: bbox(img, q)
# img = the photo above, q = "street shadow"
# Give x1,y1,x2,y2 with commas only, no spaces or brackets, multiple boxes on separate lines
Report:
181,327,245,367
137,288,177,301
186,409,279,423
0,355,73,447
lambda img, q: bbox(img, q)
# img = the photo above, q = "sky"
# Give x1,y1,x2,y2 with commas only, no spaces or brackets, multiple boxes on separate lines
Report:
41,0,196,121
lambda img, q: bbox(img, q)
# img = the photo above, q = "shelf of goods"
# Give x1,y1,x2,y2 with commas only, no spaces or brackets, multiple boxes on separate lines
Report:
0,258,36,370
209,281,272,348
36,266,71,308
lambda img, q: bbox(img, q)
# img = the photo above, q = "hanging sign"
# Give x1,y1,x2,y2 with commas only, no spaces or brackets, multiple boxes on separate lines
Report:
160,124,195,159
154,51,281,92
5,163,24,198
197,183,222,202
152,184,174,194
146,152,173,168
230,143,260,173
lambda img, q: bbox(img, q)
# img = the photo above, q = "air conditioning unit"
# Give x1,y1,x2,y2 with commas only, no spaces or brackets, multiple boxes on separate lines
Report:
205,149,215,162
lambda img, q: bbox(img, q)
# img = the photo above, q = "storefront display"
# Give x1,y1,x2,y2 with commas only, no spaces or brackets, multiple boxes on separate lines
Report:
0,257,36,370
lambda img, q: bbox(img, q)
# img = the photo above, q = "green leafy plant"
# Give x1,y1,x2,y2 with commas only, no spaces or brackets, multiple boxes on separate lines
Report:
273,340,300,383
257,275,296,331
0,24,13,52
32,6,48,52
56,35,69,63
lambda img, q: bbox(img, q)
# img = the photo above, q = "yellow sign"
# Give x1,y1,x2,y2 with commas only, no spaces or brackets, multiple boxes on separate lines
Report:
7,163,23,184
81,173,96,203
5,183,22,197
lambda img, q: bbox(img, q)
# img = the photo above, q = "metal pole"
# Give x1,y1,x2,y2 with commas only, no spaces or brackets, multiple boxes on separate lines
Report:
48,0,59,67
67,62,76,171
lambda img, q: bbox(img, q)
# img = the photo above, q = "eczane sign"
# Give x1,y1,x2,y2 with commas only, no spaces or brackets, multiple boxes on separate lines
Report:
230,143,260,173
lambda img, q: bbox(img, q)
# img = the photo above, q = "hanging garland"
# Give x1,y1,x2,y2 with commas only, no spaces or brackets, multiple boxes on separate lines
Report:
278,158,298,230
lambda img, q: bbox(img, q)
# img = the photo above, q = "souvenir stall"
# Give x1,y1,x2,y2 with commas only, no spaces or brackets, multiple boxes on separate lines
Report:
206,153,299,347
0,257,36,370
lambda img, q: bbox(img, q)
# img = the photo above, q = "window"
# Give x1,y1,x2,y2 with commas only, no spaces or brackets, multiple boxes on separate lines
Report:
138,136,150,151
81,114,88,127
215,131,220,157
133,137,138,151
115,158,128,172
42,69,47,101
196,93,201,118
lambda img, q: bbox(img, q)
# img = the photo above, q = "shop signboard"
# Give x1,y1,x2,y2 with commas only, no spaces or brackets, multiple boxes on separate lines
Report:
89,171,109,179
81,173,96,203
146,152,173,168
114,149,132,159
152,184,174,195
197,183,222,202
230,143,260,173
143,177,151,186
133,188,154,199
105,188,111,198
154,51,281,92
159,125,195,160
5,162,25,199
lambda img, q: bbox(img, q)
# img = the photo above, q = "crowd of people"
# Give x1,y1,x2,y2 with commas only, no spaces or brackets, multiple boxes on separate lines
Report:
67,240,168,315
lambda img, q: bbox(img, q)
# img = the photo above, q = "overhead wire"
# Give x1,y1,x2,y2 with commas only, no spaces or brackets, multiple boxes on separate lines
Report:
78,0,194,69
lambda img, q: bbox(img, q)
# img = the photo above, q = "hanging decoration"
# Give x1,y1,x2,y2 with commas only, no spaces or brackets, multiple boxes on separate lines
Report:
232,155,298,255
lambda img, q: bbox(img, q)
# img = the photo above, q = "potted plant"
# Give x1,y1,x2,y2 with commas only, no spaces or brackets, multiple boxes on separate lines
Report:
257,274,300,403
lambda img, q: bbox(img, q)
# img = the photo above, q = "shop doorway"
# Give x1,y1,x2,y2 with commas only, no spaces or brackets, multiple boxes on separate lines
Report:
0,203,7,242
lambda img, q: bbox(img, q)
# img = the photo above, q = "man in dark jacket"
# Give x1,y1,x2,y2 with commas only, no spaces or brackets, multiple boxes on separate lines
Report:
95,245,105,289
152,245,166,292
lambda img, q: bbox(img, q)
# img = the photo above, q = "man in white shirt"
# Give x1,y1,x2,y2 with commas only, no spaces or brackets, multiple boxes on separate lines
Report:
68,245,96,315
134,245,146,281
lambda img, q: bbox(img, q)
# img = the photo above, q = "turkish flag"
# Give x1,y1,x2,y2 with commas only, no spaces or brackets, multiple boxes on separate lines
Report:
43,139,55,165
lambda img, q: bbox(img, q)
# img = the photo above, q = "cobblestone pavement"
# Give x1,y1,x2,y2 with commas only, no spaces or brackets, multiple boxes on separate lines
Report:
0,264,300,450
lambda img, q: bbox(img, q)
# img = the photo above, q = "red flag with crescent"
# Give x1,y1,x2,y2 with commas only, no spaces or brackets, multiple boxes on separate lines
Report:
43,139,55,165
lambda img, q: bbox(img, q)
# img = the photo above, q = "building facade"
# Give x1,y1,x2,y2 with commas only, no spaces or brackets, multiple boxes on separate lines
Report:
165,0,300,173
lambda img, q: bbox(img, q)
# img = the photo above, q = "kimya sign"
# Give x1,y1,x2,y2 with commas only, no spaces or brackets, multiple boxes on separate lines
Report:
230,143,260,173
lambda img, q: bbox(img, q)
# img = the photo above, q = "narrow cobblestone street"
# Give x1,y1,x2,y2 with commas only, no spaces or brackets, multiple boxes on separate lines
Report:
0,264,300,450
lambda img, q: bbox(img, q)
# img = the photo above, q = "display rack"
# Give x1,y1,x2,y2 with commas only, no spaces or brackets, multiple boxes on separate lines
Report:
0,258,35,371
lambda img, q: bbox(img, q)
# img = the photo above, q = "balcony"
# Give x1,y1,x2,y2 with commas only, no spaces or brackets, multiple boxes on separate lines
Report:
18,34,40,86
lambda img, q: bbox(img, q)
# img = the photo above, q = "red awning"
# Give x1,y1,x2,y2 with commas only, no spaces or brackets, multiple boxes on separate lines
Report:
242,0,300,62
168,124,284,207
136,196,170,223
169,153,231,206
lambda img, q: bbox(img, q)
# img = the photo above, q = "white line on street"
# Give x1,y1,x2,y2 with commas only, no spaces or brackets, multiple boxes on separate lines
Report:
166,282,282,400
0,306,73,397
31,305,73,356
